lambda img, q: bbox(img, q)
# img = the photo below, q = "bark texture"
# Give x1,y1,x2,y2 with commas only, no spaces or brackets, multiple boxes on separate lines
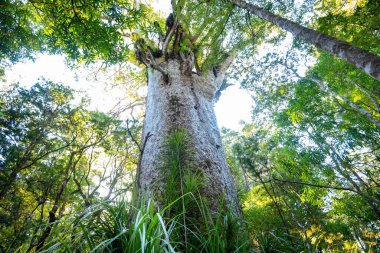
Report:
137,59,240,214
231,0,380,81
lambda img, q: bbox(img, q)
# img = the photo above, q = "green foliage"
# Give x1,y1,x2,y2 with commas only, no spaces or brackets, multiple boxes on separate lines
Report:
39,194,249,253
0,81,140,252
223,3,380,250
43,198,176,252
31,0,141,63
161,128,198,208
0,0,42,62
315,0,380,54
0,0,148,64
2,0,380,252
225,53,380,253
160,128,250,252
228,64,379,249
225,116,379,251
20,125,250,252
174,0,264,71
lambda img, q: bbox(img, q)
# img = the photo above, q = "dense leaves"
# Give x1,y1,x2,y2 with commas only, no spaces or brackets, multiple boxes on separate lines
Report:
1,0,380,251
221,0,380,251
0,81,140,252
315,0,380,54
0,0,42,62
223,74,379,250
0,0,147,64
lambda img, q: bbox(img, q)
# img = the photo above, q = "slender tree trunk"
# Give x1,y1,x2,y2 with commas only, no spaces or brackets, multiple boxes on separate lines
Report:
309,77,380,127
230,0,380,81
137,59,240,215
305,127,380,218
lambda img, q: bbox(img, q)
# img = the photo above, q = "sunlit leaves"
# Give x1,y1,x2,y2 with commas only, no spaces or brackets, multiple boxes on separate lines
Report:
223,1,380,248
315,0,369,15
167,0,266,71
0,0,42,62
30,0,141,63
0,0,148,64
315,0,379,54
0,81,140,251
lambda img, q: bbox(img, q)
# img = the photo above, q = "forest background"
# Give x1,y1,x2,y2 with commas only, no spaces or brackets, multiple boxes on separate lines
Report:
0,0,379,252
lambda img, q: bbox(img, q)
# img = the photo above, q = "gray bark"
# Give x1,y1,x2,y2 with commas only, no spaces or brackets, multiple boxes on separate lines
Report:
137,59,240,215
231,0,380,81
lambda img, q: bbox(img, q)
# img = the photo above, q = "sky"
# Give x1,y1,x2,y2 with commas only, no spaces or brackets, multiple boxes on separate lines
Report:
3,54,253,131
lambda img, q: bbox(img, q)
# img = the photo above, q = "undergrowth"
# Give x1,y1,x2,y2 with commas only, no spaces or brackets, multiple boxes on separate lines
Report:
38,129,251,252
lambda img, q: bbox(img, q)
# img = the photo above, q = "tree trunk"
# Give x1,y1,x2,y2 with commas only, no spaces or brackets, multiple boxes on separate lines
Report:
230,0,380,81
137,59,240,215
309,77,380,127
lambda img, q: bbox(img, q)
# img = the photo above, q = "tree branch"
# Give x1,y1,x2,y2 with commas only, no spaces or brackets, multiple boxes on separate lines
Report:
162,22,178,56
135,132,153,190
271,177,361,193
126,119,141,152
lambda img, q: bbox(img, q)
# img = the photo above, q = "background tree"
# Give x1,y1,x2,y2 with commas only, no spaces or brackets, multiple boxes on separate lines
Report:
222,0,379,251
0,0,379,251
230,0,380,80
0,81,140,252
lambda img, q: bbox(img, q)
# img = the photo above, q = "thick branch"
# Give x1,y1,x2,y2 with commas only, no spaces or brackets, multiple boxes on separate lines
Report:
214,79,233,102
231,0,380,81
162,22,178,56
135,43,168,78
218,52,236,74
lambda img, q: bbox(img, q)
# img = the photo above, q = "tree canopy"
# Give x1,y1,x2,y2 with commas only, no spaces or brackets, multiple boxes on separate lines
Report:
0,0,379,252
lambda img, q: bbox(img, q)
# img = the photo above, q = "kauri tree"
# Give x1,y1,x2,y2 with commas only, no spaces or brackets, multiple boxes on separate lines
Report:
1,0,380,251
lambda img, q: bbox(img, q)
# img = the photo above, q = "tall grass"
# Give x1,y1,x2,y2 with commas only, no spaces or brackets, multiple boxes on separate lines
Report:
41,198,176,252
39,129,251,252
40,195,250,252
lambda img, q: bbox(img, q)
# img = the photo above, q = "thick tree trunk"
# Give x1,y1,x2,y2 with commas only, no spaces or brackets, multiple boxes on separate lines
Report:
137,59,240,215
231,0,380,81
